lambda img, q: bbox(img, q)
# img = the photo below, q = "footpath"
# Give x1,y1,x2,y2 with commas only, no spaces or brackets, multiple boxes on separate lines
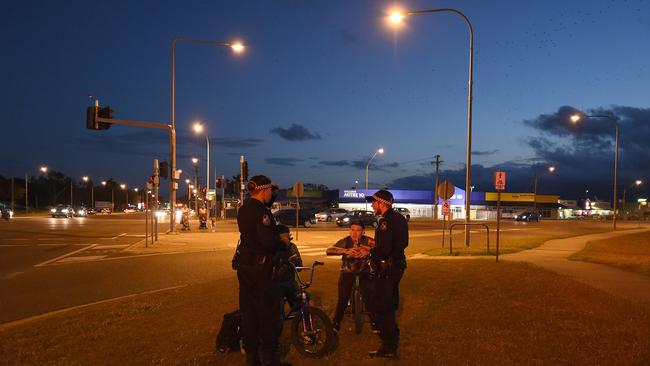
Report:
502,226,650,305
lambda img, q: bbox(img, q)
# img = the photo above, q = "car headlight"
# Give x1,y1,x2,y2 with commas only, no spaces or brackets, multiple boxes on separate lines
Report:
50,208,56,213
343,217,350,222
79,210,86,215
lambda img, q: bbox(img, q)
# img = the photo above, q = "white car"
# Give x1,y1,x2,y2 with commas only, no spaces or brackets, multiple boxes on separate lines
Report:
315,208,348,222
394,207,411,221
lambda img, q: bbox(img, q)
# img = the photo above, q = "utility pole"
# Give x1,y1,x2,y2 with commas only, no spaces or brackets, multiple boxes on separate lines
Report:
533,174,538,210
433,155,442,220
221,174,226,219
25,174,28,213
154,159,160,241
70,179,74,206
11,177,15,212
239,156,244,206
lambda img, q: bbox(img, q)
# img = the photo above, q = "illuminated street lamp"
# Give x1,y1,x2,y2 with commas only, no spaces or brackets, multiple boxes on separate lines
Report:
365,147,385,210
622,179,644,218
120,184,128,208
40,166,48,173
82,176,94,208
388,7,474,244
193,121,211,224
170,38,246,232
570,112,620,229
534,166,557,210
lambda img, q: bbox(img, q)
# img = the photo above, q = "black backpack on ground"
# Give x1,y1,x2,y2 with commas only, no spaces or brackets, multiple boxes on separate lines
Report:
216,310,242,353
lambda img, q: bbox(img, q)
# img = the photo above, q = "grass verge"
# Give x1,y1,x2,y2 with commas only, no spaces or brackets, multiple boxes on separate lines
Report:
570,229,650,276
1,260,649,365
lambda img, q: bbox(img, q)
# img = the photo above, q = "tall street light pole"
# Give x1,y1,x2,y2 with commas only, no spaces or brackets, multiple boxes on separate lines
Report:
192,158,200,215
82,176,93,208
365,147,384,210
571,113,620,229
389,8,474,244
193,123,211,224
533,166,556,210
171,38,244,233
120,184,128,209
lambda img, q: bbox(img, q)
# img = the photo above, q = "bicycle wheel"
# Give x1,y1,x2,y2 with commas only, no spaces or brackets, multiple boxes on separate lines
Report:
353,289,363,334
291,307,335,358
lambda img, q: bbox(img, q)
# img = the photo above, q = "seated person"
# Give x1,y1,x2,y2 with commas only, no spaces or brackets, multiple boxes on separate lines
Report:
275,225,303,309
326,220,375,331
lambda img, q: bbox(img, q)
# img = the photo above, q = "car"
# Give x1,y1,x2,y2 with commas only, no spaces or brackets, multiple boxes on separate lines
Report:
0,203,13,220
51,205,74,218
515,212,541,222
75,206,89,217
394,207,411,221
315,208,348,222
273,209,317,228
336,210,379,228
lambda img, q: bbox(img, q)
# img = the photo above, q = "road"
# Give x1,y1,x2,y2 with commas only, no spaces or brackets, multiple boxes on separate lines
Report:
0,215,542,324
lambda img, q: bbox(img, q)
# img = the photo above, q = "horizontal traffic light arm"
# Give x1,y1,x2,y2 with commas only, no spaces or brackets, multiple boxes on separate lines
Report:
97,117,171,131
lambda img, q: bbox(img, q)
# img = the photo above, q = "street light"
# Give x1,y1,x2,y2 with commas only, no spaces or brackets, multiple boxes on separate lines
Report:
570,112,620,229
388,7,474,244
193,121,211,224
533,166,557,210
40,166,48,173
365,147,384,210
622,179,643,219
82,176,94,208
120,184,128,208
171,38,246,233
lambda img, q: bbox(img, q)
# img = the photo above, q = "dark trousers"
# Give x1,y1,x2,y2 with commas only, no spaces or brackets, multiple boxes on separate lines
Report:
392,265,405,311
333,271,372,326
237,264,283,365
371,276,397,350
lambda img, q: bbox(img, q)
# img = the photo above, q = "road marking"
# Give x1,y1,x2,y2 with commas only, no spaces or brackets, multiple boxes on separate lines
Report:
111,233,128,239
2,271,24,279
4,238,29,241
0,244,30,247
57,255,108,263
93,244,130,250
37,238,65,240
34,244,98,267
0,284,188,331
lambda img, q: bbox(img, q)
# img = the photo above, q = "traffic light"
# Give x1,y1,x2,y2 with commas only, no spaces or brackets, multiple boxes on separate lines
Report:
85,105,112,130
215,178,222,188
159,161,169,179
242,161,249,181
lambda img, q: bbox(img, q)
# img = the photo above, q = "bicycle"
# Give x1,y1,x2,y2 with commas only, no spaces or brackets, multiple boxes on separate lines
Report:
349,271,366,334
284,261,337,358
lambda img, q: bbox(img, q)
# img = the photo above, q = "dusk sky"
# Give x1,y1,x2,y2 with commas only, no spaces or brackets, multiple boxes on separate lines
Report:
2,0,649,200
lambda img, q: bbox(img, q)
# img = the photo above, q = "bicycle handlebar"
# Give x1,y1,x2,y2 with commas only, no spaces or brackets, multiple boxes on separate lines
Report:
293,261,324,288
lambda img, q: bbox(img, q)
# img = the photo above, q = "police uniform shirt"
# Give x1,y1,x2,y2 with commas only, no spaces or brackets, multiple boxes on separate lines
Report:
371,208,409,262
332,235,372,273
237,198,283,258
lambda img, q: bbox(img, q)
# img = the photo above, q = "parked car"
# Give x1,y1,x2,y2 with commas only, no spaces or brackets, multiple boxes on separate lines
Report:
315,208,348,222
0,203,13,221
336,210,379,228
51,205,74,218
394,207,411,221
273,209,317,228
75,206,89,217
515,212,541,222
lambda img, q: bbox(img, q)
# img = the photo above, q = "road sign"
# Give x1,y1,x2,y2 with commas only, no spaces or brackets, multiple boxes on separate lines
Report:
437,181,455,201
442,200,451,216
494,171,506,191
293,181,304,197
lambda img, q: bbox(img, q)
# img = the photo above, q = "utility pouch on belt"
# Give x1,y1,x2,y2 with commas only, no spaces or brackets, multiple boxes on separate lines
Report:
371,259,392,278
231,240,241,270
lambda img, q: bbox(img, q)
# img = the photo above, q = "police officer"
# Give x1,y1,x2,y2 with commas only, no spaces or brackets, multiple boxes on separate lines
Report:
365,189,408,358
236,175,287,366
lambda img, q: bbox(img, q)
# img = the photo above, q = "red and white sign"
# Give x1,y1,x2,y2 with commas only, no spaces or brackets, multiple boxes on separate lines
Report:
494,171,506,191
442,200,451,216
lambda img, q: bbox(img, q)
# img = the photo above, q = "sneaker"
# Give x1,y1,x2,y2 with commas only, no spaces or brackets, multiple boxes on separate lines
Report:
368,348,398,359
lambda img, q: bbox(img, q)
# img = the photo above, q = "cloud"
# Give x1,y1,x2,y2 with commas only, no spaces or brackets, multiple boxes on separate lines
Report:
473,149,499,156
340,29,361,45
317,159,399,172
319,160,350,167
270,124,322,141
265,157,303,166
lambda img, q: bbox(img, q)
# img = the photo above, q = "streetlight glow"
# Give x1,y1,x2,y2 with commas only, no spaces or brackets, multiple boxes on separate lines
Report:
134,188,139,192
185,179,191,184
82,176,89,182
193,123,203,134
636,180,643,186
192,157,199,164
389,12,405,25
231,43,245,53
120,184,126,189
40,166,48,173
548,166,556,173
570,114,581,123
101,181,107,186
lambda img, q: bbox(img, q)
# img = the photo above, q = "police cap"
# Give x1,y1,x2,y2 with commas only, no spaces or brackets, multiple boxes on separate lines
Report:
365,189,393,205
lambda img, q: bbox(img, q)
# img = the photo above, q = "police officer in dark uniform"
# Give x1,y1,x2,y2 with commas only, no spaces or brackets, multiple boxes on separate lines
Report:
236,175,287,366
365,189,408,358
